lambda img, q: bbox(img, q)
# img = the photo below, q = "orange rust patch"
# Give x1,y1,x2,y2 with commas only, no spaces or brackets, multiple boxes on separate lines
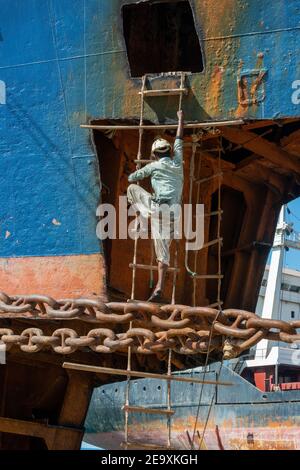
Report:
0,254,107,299
199,0,237,36
229,436,296,451
206,65,225,114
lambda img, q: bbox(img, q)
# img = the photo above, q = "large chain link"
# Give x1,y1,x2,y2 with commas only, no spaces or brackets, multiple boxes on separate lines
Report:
0,293,300,358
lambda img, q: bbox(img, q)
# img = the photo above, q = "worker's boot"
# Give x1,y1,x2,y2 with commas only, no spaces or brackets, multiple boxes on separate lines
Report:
147,289,165,303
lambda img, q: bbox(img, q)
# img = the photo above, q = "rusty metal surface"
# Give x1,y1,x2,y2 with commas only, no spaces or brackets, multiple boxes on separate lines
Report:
83,0,300,122
0,254,107,300
85,363,300,450
86,421,300,451
2,1,300,451
0,295,299,358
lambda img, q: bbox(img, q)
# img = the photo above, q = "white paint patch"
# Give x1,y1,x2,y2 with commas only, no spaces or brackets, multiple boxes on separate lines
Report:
52,218,61,226
0,81,6,105
292,80,300,105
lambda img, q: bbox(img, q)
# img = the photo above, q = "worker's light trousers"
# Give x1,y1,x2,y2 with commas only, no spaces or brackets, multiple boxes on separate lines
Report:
127,184,178,266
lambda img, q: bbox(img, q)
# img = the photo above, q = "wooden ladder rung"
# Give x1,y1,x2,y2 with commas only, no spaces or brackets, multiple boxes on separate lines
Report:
134,159,154,164
121,440,176,450
183,144,223,151
204,147,223,153
122,405,175,416
207,301,224,308
193,274,224,280
130,263,180,273
194,211,223,218
202,238,223,249
204,210,223,217
139,88,188,97
63,364,233,386
81,120,244,131
195,173,223,184
128,299,169,305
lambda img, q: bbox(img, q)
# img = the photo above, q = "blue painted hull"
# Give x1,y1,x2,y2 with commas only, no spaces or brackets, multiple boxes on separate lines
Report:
1,1,300,298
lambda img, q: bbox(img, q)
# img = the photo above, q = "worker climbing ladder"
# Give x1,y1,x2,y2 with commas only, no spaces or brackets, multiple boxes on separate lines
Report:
129,72,187,304
124,72,187,450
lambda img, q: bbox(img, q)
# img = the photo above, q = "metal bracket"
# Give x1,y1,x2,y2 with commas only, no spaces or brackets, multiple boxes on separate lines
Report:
237,68,268,105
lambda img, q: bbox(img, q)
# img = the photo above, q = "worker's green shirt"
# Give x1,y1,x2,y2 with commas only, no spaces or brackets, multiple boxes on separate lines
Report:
128,138,183,205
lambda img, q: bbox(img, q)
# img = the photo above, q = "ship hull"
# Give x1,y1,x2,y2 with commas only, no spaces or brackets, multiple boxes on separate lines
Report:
84,364,300,450
85,423,300,451
1,0,300,450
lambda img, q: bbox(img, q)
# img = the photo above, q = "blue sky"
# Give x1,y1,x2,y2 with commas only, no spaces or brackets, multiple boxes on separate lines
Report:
284,198,300,271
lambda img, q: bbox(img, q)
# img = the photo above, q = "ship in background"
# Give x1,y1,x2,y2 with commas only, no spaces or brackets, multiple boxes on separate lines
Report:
84,206,300,450
0,0,300,449
246,206,300,393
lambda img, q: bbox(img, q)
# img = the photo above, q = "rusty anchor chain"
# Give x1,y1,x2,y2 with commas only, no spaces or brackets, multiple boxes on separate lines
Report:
0,293,300,358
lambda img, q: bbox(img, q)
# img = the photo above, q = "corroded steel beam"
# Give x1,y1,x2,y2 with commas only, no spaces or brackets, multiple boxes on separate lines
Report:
222,127,300,174
63,363,233,386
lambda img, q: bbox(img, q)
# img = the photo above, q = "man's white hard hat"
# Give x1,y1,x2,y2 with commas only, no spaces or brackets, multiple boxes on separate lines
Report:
151,138,171,156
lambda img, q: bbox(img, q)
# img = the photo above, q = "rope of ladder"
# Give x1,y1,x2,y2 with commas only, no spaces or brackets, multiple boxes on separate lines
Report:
189,142,224,449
